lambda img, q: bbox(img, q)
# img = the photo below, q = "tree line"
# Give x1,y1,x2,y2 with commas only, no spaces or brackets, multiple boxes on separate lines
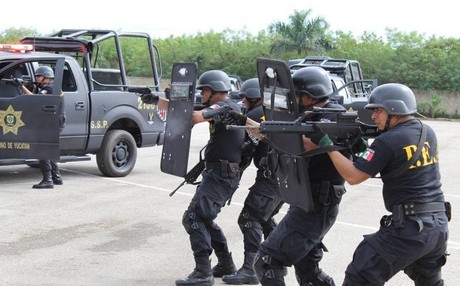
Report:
1,10,459,117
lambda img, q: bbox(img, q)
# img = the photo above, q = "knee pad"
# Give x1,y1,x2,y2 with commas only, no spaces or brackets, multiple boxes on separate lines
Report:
182,210,205,234
415,272,443,286
405,265,444,286
254,251,287,284
238,210,262,232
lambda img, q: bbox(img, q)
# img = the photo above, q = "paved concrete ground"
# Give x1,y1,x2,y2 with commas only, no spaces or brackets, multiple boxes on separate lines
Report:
1,119,459,286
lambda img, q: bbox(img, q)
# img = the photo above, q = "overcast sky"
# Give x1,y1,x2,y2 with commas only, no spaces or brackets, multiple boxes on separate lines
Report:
1,0,456,39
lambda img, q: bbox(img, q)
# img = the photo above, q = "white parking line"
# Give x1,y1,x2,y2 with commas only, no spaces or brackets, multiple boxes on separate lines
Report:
65,168,460,251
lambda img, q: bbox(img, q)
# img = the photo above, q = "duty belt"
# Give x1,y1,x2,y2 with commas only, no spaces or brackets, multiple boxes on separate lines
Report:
399,202,446,216
388,202,446,228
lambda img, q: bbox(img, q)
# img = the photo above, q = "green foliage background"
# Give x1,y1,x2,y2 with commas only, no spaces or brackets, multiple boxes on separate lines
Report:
4,24,460,92
2,10,460,117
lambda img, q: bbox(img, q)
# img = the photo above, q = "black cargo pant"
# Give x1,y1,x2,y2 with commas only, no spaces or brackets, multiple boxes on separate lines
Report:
39,110,64,178
343,212,449,285
255,182,344,285
39,160,59,175
239,176,283,253
182,164,240,258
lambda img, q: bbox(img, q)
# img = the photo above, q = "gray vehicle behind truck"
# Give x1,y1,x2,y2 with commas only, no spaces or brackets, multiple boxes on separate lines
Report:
0,29,166,177
290,56,377,124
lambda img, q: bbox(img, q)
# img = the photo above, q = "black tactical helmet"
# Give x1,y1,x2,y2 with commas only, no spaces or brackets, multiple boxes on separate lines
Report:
239,78,260,99
196,70,231,92
35,66,54,79
292,66,332,100
365,83,417,115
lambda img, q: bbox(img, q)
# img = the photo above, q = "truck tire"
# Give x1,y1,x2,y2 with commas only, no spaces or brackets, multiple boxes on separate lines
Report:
96,130,137,177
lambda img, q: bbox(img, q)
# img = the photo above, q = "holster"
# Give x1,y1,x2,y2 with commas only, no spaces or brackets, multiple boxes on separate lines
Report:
392,204,406,228
445,202,452,221
316,181,346,206
205,160,240,178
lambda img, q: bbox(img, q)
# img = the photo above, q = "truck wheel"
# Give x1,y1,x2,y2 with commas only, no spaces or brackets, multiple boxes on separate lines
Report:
96,130,137,177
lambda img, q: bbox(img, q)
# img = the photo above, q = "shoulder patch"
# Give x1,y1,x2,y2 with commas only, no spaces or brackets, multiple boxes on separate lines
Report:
359,148,375,161
209,104,220,110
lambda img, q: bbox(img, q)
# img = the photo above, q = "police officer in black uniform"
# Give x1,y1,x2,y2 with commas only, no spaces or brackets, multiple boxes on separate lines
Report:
174,70,246,286
227,66,350,285
247,66,350,286
21,66,65,189
312,83,449,285
222,78,284,285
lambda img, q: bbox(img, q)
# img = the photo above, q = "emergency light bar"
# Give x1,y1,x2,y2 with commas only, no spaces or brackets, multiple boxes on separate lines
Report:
0,44,33,53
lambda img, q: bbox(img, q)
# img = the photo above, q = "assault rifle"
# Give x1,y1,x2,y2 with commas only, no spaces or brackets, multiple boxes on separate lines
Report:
169,159,205,196
261,113,378,142
128,86,161,105
169,145,207,197
228,108,380,153
127,86,152,95
1,76,27,88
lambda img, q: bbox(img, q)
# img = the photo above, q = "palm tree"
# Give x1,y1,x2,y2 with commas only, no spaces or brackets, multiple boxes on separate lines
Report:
269,9,331,56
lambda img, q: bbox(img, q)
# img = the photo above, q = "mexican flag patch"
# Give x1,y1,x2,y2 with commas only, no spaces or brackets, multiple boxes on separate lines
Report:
359,148,375,161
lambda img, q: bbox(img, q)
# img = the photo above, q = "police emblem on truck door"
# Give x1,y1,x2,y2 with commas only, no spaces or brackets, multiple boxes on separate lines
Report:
0,97,60,160
0,105,25,135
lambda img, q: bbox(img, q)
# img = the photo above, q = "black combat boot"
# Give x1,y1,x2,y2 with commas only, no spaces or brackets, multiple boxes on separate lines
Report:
175,255,214,286
222,252,259,285
32,171,54,189
51,170,63,185
295,267,336,286
212,252,237,278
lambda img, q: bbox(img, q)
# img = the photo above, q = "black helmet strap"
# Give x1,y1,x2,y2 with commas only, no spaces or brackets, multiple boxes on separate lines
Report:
202,89,218,106
245,97,262,111
383,114,393,132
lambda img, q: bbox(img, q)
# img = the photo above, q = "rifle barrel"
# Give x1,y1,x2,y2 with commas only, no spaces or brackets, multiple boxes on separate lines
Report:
226,125,259,130
169,181,186,197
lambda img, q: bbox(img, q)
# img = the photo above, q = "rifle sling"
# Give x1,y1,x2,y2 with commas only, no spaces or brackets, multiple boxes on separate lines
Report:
384,120,426,180
299,145,347,157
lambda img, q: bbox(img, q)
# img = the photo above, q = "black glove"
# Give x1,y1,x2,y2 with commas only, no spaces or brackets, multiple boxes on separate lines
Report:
223,110,247,126
309,123,333,147
140,93,159,105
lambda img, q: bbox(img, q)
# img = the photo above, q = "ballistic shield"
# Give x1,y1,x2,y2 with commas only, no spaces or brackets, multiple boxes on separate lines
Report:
160,63,197,177
256,58,314,212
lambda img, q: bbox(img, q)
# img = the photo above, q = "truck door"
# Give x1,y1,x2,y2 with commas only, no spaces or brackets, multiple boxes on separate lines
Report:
58,60,90,152
0,59,62,160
